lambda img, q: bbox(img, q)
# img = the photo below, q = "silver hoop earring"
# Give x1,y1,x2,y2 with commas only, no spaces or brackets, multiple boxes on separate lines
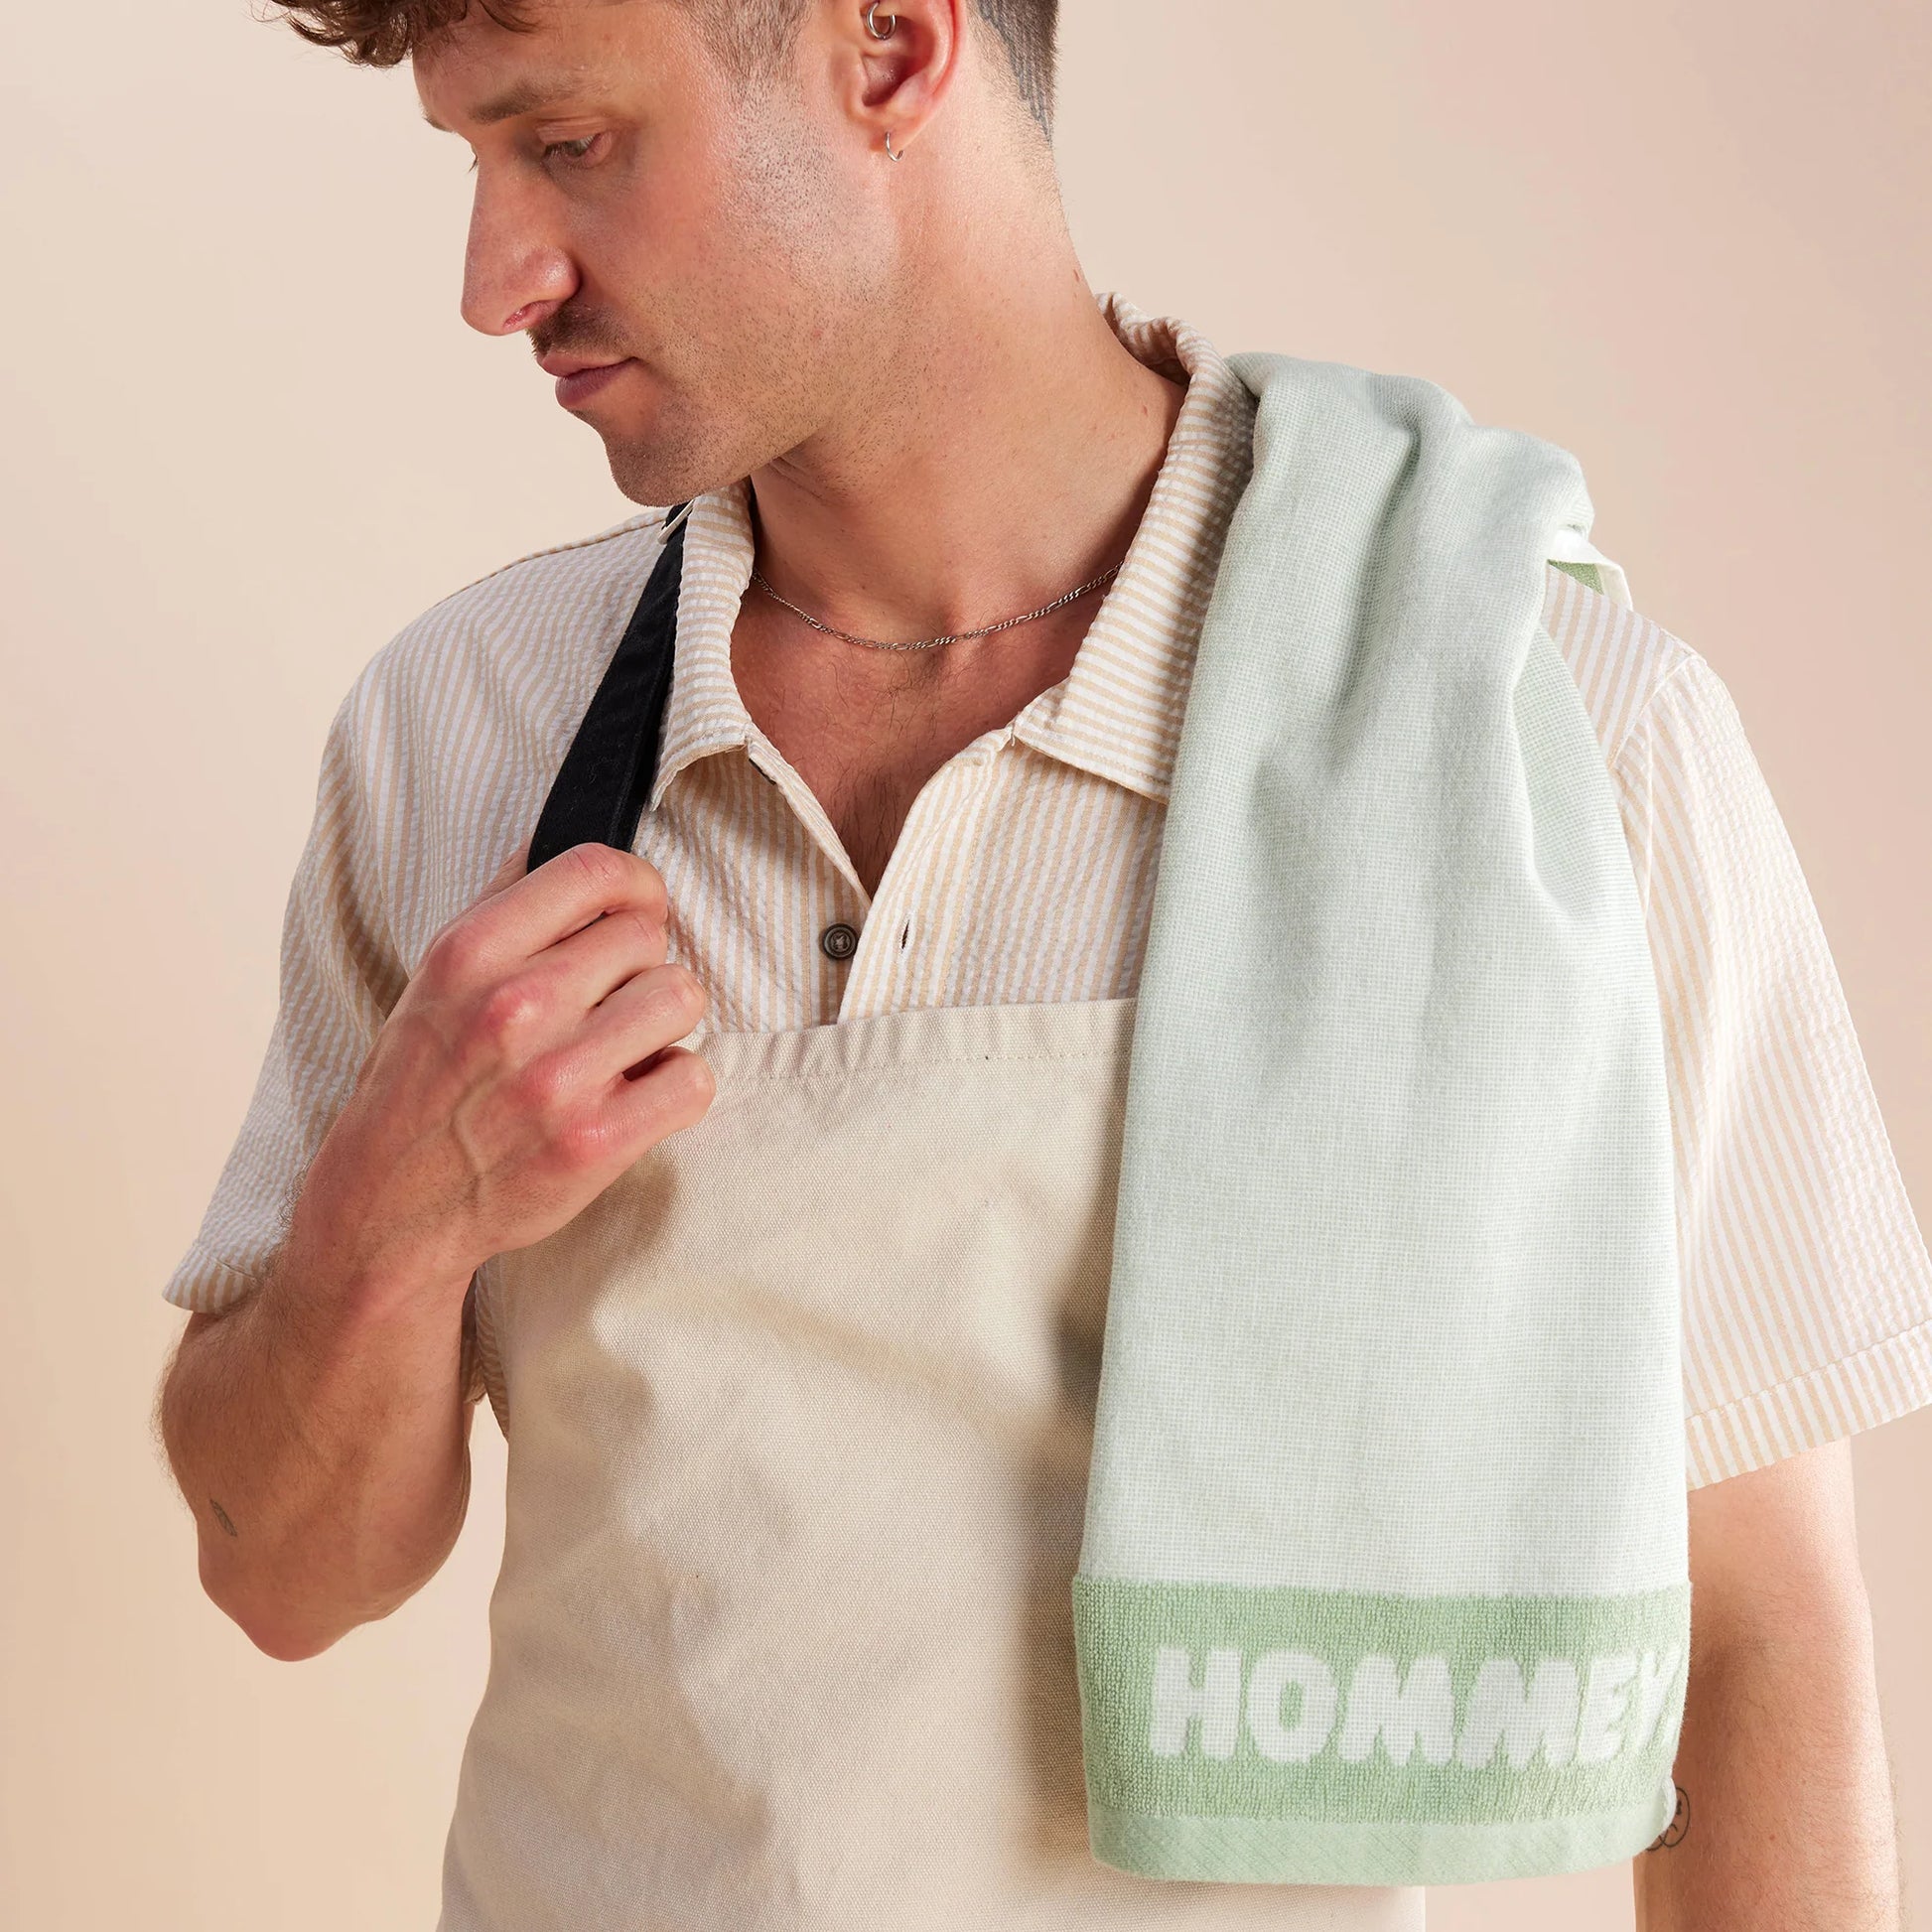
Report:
864,3,897,39
883,128,904,161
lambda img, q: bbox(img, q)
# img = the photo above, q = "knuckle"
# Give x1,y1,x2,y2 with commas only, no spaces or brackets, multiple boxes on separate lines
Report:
667,963,707,1015
559,845,669,924
645,965,704,1029
624,854,670,918
676,1050,718,1111
616,903,667,962
510,1051,574,1123
652,1046,716,1117
473,976,545,1049
425,922,486,990
553,841,629,911
561,841,624,893
550,1109,613,1170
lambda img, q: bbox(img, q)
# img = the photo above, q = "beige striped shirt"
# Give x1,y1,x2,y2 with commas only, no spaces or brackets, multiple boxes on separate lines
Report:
162,293,1932,1490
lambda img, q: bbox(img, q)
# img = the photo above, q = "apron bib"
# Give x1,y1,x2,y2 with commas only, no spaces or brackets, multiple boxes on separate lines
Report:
437,515,1421,1930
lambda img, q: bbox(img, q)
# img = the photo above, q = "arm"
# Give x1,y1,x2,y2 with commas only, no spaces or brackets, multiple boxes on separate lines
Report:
156,1240,482,1663
1633,1438,1900,1930
156,840,715,1660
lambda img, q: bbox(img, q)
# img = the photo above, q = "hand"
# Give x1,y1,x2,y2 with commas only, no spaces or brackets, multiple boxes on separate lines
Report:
290,838,715,1303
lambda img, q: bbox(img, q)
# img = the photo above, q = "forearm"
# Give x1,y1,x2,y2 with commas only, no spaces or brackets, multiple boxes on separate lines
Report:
160,841,710,1659
159,1223,477,1662
1634,1551,1899,1927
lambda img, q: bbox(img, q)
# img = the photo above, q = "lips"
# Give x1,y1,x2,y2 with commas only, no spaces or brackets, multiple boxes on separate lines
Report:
542,354,633,408
537,349,624,379
552,360,633,409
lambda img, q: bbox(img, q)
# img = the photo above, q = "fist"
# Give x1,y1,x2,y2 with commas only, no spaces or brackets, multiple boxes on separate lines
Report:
295,838,716,1297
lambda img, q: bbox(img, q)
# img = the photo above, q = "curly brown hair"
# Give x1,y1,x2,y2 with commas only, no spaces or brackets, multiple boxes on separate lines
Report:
270,0,1060,134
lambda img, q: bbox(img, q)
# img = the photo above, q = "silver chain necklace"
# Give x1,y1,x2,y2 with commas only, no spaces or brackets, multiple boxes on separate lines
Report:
748,557,1123,652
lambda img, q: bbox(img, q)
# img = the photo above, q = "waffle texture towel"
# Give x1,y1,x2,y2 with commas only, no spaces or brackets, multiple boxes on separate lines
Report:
1071,353,1689,1885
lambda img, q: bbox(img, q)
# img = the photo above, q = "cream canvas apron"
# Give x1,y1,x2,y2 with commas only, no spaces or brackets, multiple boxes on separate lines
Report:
446,993,1419,1931
436,510,1420,1927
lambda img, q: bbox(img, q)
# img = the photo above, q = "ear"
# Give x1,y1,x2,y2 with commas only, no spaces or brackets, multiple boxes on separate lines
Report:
838,0,967,161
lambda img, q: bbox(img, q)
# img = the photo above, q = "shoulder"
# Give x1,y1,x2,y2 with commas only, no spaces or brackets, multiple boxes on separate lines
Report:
322,509,674,966
1540,563,1708,772
353,508,672,727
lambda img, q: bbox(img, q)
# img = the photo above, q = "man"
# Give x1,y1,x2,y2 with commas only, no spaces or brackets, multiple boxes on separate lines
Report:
153,1,1931,1927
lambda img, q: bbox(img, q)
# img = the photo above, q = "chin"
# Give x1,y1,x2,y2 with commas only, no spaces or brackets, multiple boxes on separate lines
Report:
604,441,719,511
602,412,774,512
608,462,741,512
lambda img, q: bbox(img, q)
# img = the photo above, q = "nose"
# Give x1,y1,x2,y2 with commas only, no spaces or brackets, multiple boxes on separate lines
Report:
459,171,577,338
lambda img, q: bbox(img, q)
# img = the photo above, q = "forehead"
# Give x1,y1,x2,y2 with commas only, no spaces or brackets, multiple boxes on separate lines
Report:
414,0,677,131
419,69,601,133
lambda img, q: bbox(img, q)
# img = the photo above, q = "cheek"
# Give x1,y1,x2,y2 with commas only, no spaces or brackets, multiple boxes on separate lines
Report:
726,109,880,278
573,124,882,397
581,168,791,311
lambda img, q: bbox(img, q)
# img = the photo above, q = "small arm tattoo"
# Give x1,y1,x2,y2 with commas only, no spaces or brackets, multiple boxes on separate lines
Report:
208,1497,240,1538
1648,1782,1690,1850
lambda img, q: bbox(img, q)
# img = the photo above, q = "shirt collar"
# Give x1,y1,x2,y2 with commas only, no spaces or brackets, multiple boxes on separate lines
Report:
648,290,1257,813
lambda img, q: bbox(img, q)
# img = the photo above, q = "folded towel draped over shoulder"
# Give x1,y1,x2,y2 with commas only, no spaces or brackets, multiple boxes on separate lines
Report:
1071,353,1689,1886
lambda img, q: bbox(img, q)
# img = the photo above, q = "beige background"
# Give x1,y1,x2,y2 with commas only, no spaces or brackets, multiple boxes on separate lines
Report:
2,0,1926,1925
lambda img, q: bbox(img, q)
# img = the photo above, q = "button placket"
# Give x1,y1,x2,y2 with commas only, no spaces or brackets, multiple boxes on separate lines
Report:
893,753,999,1009
746,733,873,906
846,750,1001,1019
837,847,924,1023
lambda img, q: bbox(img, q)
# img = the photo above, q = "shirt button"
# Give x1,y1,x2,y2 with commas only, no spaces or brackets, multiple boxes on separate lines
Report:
819,921,860,962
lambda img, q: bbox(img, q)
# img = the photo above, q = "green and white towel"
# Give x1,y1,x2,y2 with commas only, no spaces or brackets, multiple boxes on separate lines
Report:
1072,354,1689,1885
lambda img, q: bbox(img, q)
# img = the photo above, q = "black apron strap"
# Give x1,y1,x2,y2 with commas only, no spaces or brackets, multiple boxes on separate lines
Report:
526,506,691,876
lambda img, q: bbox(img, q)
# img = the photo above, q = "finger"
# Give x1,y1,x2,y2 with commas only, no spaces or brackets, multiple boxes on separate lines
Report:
544,1042,716,1179
552,959,707,1092
521,1004,715,1173
602,1043,717,1151
416,837,536,974
531,897,672,1011
446,842,670,987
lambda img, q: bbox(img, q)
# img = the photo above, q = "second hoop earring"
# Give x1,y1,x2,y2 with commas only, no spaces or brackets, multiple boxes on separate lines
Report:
868,6,902,159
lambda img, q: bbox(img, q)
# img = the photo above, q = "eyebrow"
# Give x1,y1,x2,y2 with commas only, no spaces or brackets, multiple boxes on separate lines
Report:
420,77,587,134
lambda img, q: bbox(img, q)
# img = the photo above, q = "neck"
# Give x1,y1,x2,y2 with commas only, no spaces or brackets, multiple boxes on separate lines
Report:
745,216,1185,645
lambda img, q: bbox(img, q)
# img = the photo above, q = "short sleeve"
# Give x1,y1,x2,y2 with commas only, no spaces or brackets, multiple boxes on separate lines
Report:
162,682,400,1312
159,679,492,1411
1612,651,1932,1485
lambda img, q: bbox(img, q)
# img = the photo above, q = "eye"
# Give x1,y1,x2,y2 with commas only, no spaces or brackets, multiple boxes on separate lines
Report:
540,134,609,168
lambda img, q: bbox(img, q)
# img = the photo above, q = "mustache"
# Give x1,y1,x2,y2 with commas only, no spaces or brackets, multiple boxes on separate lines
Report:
529,311,632,362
